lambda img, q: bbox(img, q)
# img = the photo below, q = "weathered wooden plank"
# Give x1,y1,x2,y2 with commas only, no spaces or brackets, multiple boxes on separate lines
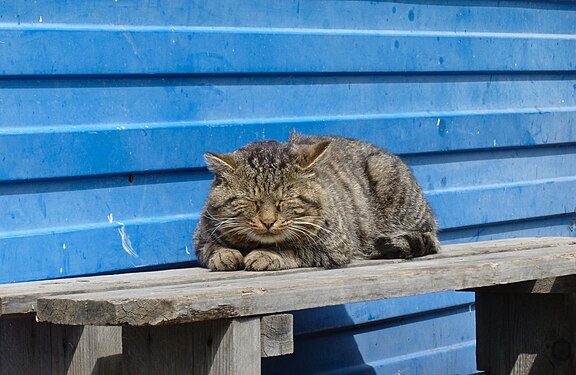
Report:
2,237,573,316
50,325,122,375
36,242,576,326
215,318,261,375
476,293,576,374
123,317,260,375
0,316,122,375
260,314,293,358
473,275,576,294
0,316,51,375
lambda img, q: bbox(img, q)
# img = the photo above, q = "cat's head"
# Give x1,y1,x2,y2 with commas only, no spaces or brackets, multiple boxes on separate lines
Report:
203,140,330,246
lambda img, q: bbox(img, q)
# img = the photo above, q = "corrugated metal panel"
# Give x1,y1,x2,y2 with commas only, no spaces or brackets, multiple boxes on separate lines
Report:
1,1,575,373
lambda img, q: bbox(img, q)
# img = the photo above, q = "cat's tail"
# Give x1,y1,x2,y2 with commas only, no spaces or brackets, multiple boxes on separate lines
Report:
372,231,440,259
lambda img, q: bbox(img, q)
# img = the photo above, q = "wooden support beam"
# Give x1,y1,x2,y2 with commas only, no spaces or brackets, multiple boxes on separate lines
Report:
51,324,122,375
0,315,122,375
0,315,51,375
476,292,576,375
260,314,293,357
123,317,261,375
1,314,289,374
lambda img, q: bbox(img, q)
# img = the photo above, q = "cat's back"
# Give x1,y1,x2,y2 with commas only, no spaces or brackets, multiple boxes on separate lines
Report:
290,134,438,258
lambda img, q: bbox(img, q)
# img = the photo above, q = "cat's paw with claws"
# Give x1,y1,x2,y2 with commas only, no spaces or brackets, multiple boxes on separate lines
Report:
244,250,285,271
207,248,244,271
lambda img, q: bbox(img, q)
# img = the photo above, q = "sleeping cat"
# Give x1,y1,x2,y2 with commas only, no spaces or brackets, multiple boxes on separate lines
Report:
194,134,440,271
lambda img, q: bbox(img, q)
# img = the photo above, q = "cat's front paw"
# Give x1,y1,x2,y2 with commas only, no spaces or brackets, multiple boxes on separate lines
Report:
207,248,244,271
244,249,299,271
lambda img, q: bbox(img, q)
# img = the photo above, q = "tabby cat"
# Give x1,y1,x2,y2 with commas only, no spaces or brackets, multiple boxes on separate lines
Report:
194,134,440,271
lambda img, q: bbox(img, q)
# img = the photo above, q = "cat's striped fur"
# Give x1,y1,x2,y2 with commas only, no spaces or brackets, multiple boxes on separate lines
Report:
194,134,440,271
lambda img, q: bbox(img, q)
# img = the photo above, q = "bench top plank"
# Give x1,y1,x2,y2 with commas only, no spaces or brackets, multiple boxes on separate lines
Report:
2,237,573,317
29,237,576,326
0,236,571,317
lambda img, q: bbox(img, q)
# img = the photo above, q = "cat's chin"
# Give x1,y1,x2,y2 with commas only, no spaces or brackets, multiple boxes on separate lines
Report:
248,231,288,245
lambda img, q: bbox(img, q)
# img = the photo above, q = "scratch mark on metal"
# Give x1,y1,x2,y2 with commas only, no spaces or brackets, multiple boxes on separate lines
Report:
118,225,139,258
122,32,147,67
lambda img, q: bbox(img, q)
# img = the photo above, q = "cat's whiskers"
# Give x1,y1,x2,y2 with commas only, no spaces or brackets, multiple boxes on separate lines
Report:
293,217,321,222
204,212,239,225
220,225,253,240
213,218,241,227
284,230,305,247
217,222,247,234
209,222,231,237
209,218,244,238
205,203,329,246
287,225,324,247
206,215,239,224
287,228,313,245
292,220,333,235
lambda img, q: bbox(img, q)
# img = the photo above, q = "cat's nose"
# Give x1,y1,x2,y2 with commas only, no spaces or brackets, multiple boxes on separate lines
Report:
260,218,276,229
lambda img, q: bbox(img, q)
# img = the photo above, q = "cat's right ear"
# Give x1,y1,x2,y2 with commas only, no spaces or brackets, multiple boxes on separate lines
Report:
204,152,237,174
297,141,331,170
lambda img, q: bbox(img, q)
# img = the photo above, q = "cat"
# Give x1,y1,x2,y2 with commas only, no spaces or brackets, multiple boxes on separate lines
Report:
194,134,440,271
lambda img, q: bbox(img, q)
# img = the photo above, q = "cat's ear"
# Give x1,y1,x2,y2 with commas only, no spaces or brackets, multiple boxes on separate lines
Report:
204,152,237,173
297,141,331,169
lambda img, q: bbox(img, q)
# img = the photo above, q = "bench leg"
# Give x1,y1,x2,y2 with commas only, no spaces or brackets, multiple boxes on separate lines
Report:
476,292,576,375
51,324,122,375
0,315,122,375
123,317,261,375
0,315,51,374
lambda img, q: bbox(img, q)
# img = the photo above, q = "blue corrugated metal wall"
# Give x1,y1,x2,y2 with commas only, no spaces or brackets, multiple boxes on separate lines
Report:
1,1,575,374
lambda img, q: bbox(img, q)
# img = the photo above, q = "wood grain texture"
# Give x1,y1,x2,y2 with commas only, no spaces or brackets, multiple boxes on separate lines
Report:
260,314,293,357
51,325,122,375
476,293,576,375
0,316,122,375
0,316,51,375
123,317,260,375
2,237,573,317
473,275,576,294
34,239,576,326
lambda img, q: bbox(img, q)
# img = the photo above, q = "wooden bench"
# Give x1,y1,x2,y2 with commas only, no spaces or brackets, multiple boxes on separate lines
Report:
1,237,576,375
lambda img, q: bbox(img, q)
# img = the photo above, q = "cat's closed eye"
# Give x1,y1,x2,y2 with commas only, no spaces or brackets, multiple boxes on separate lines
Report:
276,200,285,210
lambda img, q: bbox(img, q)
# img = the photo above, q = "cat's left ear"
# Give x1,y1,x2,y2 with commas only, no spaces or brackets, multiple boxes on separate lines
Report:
204,152,237,174
297,141,331,169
